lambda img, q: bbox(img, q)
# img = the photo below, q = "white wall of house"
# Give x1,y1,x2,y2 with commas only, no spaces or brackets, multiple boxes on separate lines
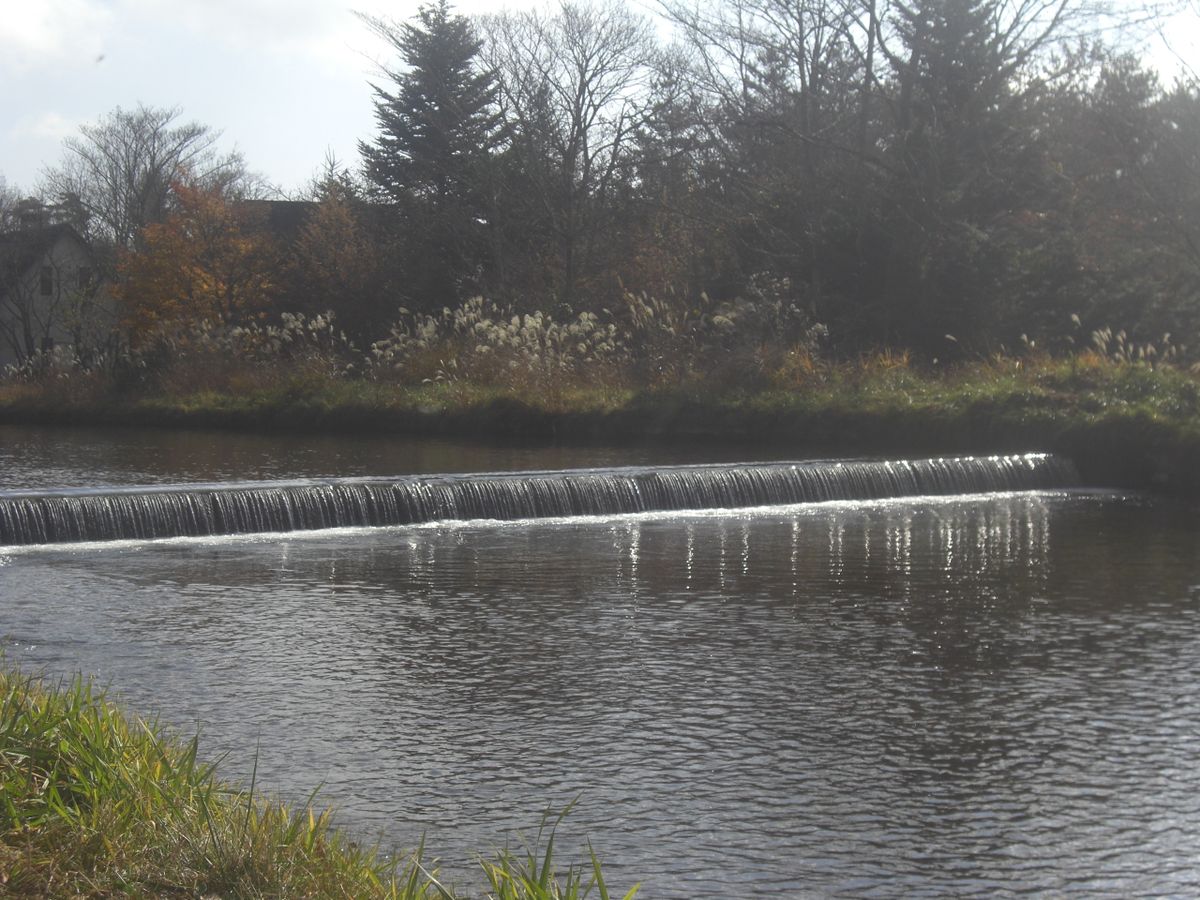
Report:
0,231,117,371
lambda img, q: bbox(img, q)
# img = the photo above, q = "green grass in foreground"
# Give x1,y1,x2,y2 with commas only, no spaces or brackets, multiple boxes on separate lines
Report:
0,665,637,899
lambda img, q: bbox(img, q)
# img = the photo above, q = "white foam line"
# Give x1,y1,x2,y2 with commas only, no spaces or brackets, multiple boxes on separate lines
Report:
0,452,1062,500
0,488,1119,557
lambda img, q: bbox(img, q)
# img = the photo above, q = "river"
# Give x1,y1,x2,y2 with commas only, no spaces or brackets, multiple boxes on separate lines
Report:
2,424,1198,897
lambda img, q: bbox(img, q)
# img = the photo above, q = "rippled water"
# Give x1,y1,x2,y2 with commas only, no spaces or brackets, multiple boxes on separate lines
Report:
2,426,1200,896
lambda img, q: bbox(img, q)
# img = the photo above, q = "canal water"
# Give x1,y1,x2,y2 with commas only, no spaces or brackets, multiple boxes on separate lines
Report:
2,425,1199,896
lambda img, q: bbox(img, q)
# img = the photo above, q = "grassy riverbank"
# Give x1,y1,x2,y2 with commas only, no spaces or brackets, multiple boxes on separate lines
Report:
3,351,1200,495
0,665,635,899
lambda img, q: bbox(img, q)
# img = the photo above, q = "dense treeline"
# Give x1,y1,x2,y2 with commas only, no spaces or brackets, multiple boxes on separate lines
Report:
4,0,1200,370
345,0,1200,360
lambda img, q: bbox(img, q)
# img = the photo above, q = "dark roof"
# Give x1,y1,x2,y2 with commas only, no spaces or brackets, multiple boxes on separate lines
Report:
238,198,403,240
0,224,91,277
238,200,318,240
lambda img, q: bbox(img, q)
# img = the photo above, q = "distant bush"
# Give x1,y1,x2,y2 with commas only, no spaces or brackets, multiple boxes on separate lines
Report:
369,296,627,390
110,311,360,395
369,288,829,391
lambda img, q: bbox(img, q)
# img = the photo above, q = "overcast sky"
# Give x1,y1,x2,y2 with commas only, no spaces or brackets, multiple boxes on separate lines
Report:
2,0,1196,198
0,0,542,197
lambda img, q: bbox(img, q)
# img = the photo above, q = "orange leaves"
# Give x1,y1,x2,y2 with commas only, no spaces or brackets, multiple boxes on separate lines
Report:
117,182,281,345
284,190,387,340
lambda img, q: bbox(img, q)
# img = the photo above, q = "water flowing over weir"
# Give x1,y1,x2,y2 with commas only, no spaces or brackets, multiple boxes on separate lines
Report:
0,453,1078,546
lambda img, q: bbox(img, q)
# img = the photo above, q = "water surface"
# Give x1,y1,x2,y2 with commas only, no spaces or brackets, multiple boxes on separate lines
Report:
2,426,1198,897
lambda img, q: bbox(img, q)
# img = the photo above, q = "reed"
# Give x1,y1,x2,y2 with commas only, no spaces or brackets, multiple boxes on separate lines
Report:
2,340,1198,431
0,665,635,899
2,306,1200,497
479,807,639,900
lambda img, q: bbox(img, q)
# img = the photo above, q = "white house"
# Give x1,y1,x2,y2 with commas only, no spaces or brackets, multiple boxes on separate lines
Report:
0,223,116,370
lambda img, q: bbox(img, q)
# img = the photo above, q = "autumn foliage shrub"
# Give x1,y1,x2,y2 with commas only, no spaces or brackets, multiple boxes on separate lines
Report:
119,312,357,396
115,181,282,346
620,280,828,388
369,286,829,393
369,296,628,390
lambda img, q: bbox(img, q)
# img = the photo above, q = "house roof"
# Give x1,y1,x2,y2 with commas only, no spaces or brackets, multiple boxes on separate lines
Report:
238,200,317,241
237,198,398,243
0,224,91,278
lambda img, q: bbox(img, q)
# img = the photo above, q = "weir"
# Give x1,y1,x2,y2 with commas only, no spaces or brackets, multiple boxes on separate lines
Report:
0,453,1078,546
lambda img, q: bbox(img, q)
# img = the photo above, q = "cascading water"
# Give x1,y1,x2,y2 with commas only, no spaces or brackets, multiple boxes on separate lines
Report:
0,453,1079,546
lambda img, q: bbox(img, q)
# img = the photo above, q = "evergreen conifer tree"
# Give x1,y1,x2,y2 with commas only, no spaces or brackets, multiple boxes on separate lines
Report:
876,0,1053,351
359,1,504,309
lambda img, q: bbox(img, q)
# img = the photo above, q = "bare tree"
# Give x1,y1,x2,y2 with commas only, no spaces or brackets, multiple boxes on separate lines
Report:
0,176,25,233
1151,0,1200,84
41,104,253,253
658,0,876,155
483,0,657,306
649,0,888,325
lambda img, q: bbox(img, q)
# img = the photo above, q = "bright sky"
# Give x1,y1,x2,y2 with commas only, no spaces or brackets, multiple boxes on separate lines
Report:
1,0,1196,198
0,0,542,197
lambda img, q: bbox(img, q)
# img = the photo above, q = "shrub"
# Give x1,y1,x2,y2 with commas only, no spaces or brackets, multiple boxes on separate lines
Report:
369,297,628,390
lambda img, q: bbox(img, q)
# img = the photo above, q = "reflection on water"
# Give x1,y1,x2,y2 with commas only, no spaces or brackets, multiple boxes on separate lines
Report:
4,491,1200,897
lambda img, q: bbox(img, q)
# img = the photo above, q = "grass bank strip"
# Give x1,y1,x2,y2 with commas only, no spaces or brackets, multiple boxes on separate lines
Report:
0,665,636,899
3,354,1200,494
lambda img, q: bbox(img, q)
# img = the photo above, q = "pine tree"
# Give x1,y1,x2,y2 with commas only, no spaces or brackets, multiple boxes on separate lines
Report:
359,1,504,309
873,0,1055,352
